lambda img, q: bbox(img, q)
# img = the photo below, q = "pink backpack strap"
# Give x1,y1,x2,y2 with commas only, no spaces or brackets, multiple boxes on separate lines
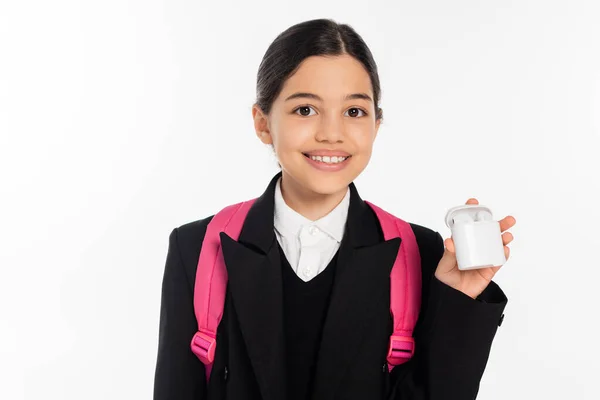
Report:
365,201,422,372
190,199,256,380
190,197,421,380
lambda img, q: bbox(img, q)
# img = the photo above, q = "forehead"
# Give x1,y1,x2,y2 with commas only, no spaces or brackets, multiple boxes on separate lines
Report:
279,54,373,98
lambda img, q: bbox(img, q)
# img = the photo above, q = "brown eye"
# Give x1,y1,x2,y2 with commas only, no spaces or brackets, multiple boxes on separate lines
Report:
294,106,316,116
345,108,366,118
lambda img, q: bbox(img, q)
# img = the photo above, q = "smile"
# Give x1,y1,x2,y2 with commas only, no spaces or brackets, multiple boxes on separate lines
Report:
302,152,352,172
303,153,350,164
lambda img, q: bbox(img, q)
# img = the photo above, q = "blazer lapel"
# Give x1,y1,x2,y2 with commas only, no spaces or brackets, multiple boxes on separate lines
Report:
220,173,287,400
311,183,401,400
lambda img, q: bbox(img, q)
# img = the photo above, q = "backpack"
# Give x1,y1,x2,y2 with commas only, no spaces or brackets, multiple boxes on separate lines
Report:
190,198,422,381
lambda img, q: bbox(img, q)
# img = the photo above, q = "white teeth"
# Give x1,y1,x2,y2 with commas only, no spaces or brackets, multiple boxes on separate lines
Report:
309,155,348,164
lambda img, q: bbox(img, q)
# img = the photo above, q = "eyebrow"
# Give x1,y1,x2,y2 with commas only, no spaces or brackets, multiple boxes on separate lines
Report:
284,92,373,102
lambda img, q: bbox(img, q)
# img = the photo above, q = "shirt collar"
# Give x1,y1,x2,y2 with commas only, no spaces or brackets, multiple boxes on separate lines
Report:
273,177,350,242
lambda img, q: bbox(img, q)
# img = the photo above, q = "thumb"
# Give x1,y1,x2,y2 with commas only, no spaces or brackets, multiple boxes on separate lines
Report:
437,238,457,273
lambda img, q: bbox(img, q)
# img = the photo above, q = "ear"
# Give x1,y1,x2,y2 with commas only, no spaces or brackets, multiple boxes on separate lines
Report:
252,104,273,145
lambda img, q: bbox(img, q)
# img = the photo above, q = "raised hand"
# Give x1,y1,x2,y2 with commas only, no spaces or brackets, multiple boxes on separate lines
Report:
434,198,516,299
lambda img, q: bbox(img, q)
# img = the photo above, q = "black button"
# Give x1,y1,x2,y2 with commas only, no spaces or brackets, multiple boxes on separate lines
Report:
223,366,228,381
498,314,505,327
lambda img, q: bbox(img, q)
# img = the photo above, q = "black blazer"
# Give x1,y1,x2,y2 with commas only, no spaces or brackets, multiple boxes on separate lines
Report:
154,173,508,400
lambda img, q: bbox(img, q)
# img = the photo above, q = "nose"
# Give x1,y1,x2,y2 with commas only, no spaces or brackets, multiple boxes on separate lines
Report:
314,113,344,143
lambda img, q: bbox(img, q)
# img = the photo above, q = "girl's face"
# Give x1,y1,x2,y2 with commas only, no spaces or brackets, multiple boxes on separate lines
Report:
253,54,381,197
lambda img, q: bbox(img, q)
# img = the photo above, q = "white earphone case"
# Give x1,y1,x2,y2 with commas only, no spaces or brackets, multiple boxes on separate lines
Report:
444,205,506,271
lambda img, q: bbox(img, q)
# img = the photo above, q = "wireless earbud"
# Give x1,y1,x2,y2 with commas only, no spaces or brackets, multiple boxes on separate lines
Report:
452,213,473,224
476,210,492,222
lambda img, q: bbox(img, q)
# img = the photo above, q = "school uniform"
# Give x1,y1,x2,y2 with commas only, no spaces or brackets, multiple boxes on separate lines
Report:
153,172,508,400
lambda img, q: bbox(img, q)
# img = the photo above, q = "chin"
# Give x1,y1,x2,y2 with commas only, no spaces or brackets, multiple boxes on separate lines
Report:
300,169,359,196
281,156,366,196
307,181,349,196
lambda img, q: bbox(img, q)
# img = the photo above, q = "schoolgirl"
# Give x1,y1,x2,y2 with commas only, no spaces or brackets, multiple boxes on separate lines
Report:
153,18,515,400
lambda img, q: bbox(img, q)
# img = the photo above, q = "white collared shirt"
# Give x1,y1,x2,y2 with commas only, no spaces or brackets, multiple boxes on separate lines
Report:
273,178,350,282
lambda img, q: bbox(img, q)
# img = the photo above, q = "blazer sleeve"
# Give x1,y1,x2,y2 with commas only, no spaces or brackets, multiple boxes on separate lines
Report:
153,228,207,400
388,231,508,400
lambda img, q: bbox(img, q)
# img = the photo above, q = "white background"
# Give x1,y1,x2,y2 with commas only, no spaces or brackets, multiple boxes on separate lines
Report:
1,0,599,399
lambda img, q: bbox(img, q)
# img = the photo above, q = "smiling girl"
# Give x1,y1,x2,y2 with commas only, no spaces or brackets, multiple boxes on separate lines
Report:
154,18,515,400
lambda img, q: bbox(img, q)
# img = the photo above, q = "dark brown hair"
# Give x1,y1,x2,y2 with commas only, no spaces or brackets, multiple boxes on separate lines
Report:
255,19,383,120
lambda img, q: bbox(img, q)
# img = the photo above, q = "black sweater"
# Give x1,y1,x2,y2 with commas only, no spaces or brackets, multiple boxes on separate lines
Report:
279,244,338,400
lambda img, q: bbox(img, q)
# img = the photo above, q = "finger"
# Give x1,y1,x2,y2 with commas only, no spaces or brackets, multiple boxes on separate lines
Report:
444,237,455,253
502,232,514,245
504,245,510,260
466,198,479,205
499,215,516,232
479,264,502,281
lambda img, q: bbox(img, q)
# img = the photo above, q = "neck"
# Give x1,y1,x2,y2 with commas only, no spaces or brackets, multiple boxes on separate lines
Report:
279,173,348,221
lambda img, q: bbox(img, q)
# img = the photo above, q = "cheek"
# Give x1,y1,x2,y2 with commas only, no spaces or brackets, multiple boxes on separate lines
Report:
347,124,377,150
272,119,314,151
